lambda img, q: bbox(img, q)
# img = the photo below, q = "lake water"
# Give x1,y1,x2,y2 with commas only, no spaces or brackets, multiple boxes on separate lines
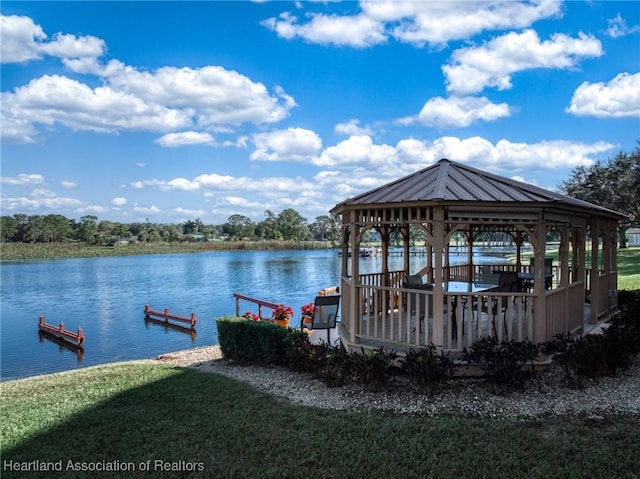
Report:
0,249,508,381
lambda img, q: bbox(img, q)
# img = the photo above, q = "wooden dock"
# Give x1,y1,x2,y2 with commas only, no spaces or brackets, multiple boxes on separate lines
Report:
38,316,84,347
144,305,197,329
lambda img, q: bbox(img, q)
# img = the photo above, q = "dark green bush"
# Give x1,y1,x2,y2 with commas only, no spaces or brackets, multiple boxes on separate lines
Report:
304,342,352,387
400,345,455,396
463,337,540,394
542,307,640,389
349,346,398,392
216,317,296,365
617,289,640,314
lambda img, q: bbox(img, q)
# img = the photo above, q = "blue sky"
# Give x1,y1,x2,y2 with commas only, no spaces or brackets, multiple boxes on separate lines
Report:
1,1,639,225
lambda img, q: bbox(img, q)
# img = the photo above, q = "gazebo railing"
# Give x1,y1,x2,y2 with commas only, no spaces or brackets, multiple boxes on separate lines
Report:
544,283,585,338
340,266,588,353
344,273,537,353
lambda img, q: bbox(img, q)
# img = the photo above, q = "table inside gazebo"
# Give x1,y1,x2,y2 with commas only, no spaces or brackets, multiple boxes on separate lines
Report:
443,281,499,293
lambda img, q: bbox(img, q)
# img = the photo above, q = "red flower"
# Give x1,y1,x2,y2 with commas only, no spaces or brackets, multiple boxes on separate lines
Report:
242,311,260,321
301,302,315,317
272,304,293,320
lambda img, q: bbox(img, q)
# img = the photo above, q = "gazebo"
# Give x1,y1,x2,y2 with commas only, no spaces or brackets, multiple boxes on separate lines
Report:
330,159,625,353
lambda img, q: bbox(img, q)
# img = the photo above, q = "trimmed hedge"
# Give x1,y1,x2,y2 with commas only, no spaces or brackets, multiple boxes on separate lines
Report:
216,317,307,366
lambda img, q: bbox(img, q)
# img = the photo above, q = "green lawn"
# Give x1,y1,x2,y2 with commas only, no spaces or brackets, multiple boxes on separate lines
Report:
2,362,639,479
617,247,640,290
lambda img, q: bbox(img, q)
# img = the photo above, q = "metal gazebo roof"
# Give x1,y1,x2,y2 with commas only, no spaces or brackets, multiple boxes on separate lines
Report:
332,158,625,220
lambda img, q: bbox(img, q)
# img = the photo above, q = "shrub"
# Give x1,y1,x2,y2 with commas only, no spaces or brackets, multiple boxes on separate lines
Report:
305,342,352,387
463,337,540,394
349,346,398,392
542,312,640,389
400,345,455,396
216,317,293,365
282,329,315,372
617,289,640,313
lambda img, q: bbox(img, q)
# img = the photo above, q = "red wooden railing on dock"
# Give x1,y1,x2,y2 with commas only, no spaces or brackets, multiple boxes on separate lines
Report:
38,316,85,347
233,293,280,319
144,305,197,328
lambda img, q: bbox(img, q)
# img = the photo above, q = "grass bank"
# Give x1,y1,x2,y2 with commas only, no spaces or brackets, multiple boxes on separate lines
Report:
617,247,640,290
518,247,640,290
2,362,638,479
0,240,336,261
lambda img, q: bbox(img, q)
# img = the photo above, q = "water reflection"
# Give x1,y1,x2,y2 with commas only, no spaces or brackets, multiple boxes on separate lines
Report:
38,331,84,363
143,317,197,342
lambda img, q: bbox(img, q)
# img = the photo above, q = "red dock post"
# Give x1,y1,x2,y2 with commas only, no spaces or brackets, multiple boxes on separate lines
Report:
38,315,85,346
144,305,197,328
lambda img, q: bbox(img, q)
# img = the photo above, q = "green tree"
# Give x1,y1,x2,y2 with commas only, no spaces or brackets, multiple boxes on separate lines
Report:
24,215,45,242
561,144,640,248
224,214,255,240
78,215,99,244
276,208,309,241
12,214,29,242
1,216,18,242
43,214,72,242
257,210,280,240
160,224,182,242
182,219,202,236
309,214,340,241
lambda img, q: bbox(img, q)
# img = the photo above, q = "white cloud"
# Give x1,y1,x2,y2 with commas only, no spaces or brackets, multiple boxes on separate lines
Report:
61,180,77,189
2,75,191,134
566,72,640,118
0,15,47,63
1,173,45,185
132,204,161,215
170,207,206,217
1,14,105,65
261,11,386,48
0,15,297,144
606,13,640,38
156,131,216,147
103,62,296,127
398,96,512,128
315,135,397,167
317,136,616,208
222,196,262,208
77,205,110,215
334,119,373,136
130,172,314,199
121,134,616,223
251,127,322,162
443,30,603,95
39,32,106,69
0,193,84,213
111,197,127,206
0,112,40,143
262,1,562,47
165,178,201,192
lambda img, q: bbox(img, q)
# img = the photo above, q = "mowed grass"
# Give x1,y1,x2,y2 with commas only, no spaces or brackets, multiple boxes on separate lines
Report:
617,247,640,290
2,362,639,479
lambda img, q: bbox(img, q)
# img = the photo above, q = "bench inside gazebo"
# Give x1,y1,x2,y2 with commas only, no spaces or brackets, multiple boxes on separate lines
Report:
330,159,625,355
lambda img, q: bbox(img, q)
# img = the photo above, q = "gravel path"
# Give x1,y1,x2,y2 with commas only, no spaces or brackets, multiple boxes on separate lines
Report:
156,345,640,418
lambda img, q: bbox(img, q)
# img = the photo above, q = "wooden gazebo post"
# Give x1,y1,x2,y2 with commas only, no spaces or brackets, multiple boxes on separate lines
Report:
347,210,360,344
432,206,446,345
532,220,548,343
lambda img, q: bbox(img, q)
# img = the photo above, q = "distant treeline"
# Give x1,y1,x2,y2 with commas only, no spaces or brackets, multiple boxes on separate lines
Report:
0,208,341,245
0,240,336,261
